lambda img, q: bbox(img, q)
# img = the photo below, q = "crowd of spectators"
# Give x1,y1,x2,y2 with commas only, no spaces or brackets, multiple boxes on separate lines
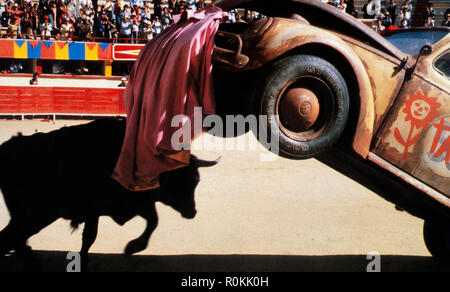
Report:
0,0,448,42
0,0,208,42
373,1,440,33
323,0,450,33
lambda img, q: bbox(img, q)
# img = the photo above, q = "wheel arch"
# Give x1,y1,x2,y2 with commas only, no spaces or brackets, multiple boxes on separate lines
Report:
272,41,375,158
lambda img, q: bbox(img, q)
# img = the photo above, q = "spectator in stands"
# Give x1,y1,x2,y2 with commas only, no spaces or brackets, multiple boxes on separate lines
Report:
442,9,450,27
141,5,152,25
141,21,153,40
83,4,94,21
98,13,115,41
29,72,39,85
120,4,131,22
7,2,23,25
161,7,173,30
153,0,162,18
176,0,187,15
425,16,434,28
227,9,237,23
423,3,435,27
399,5,410,28
386,0,397,25
118,76,128,87
196,0,207,10
48,1,57,29
375,17,385,33
169,0,176,11
187,0,197,11
56,0,67,29
21,13,33,39
74,9,87,38
60,17,73,40
377,9,392,27
0,1,8,27
114,0,123,25
131,14,139,43
66,0,77,20
119,15,132,39
383,12,393,27
9,61,23,73
7,17,19,39
362,0,371,19
79,18,92,41
152,16,162,36
130,0,143,20
80,0,93,9
103,0,114,21
30,3,40,36
40,15,52,39
337,0,347,12
401,0,412,28
345,0,355,15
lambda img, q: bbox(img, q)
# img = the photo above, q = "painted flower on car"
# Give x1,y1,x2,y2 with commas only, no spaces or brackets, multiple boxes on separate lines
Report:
394,90,441,161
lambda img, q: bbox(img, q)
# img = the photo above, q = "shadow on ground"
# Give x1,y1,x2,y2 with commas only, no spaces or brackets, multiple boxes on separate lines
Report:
1,251,449,272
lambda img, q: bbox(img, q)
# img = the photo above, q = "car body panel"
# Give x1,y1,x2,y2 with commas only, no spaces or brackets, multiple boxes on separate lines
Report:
215,17,376,157
218,0,409,62
213,0,450,201
373,34,450,196
344,40,406,131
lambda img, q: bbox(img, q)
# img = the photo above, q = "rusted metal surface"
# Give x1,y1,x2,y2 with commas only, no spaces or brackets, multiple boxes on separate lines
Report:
373,33,449,196
213,0,450,198
367,153,450,208
215,0,407,61
214,16,376,157
278,87,320,132
346,42,406,132
213,31,249,69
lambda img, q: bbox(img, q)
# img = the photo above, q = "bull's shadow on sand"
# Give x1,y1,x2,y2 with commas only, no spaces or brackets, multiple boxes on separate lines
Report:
0,252,449,272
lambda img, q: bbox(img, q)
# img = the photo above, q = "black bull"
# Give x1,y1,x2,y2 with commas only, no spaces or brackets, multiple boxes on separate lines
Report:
0,118,218,258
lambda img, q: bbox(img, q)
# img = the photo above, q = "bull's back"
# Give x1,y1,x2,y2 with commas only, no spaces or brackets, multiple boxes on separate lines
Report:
0,118,127,206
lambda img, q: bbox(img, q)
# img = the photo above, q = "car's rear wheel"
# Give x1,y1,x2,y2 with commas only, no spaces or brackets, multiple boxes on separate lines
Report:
423,220,450,261
256,54,350,159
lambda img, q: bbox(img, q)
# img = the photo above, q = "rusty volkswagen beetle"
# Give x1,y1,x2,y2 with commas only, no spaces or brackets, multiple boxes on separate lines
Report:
213,0,450,260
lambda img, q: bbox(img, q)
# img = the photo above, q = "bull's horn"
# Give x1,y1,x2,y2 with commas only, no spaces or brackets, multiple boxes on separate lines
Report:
192,156,221,168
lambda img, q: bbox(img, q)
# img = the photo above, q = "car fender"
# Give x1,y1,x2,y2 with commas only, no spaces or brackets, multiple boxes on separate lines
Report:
243,20,375,157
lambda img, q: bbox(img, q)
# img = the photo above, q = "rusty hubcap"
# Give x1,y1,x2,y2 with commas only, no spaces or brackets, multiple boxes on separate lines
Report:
279,88,320,133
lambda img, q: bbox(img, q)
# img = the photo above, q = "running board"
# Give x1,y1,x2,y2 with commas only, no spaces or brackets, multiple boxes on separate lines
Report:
367,152,450,208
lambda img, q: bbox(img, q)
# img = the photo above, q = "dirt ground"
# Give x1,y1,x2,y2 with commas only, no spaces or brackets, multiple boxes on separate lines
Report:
0,118,447,272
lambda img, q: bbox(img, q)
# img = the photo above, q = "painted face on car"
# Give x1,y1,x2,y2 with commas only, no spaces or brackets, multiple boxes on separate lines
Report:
411,99,431,120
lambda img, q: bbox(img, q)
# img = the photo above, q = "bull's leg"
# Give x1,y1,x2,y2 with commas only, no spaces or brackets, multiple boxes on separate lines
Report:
0,221,18,256
79,217,99,271
124,204,158,255
0,219,38,256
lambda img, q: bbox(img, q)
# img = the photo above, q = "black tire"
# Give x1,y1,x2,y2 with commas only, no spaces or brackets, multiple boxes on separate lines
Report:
257,54,350,159
423,220,450,261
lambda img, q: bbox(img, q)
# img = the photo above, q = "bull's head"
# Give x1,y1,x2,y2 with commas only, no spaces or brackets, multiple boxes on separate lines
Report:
157,155,220,219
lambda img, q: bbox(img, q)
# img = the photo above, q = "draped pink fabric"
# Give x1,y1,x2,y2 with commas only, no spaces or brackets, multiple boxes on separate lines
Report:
112,5,227,191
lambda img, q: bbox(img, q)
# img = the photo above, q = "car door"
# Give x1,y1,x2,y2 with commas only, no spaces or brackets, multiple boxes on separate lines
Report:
372,38,450,196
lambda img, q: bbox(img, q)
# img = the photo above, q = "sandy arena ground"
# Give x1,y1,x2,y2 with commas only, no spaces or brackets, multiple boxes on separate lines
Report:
0,118,447,272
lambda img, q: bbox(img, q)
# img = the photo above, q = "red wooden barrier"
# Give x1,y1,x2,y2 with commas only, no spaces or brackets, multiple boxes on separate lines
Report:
0,86,126,115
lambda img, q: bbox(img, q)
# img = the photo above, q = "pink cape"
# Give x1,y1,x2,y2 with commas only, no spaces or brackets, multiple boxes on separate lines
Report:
112,6,227,191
